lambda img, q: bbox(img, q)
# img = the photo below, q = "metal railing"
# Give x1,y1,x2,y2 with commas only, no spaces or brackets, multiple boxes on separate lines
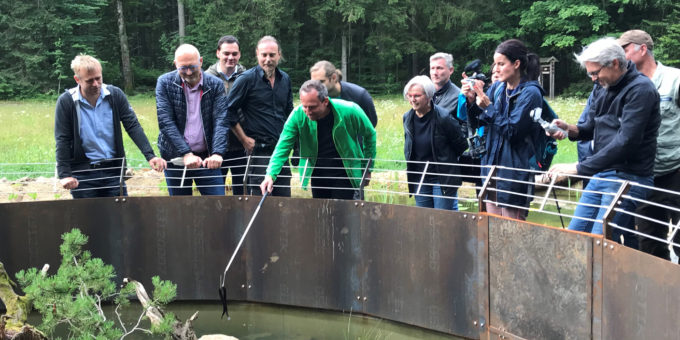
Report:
2,156,679,258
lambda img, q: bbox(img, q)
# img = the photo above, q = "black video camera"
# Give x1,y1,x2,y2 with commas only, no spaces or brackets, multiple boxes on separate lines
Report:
463,59,489,91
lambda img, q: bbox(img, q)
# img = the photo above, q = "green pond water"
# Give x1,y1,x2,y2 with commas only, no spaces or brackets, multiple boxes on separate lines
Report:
26,302,462,339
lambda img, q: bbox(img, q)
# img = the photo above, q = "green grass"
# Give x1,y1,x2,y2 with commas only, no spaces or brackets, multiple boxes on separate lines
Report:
0,94,586,179
547,96,588,165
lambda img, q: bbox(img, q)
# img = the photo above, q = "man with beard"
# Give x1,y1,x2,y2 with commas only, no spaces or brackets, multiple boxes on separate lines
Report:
155,44,229,196
226,36,294,196
548,37,660,248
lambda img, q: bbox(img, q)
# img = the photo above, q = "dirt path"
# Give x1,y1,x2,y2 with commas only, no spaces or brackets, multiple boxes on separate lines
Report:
0,169,166,203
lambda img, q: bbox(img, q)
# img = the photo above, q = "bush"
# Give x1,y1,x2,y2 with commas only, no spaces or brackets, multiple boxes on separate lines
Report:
15,228,177,339
560,79,594,98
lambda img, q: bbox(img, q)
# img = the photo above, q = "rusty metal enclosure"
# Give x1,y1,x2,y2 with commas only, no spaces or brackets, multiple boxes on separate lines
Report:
1,196,679,339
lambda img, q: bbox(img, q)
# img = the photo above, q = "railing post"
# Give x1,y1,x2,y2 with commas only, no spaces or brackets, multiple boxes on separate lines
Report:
602,180,631,241
242,154,252,195
415,161,430,196
359,158,373,201
118,157,126,197
538,173,558,211
477,166,497,213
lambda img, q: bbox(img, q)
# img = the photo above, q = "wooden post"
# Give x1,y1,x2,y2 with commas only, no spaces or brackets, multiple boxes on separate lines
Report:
539,57,558,100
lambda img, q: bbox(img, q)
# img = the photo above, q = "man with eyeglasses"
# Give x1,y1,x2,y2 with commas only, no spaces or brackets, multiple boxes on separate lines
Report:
55,54,166,198
226,35,294,196
617,30,680,260
155,44,229,196
547,37,660,249
205,35,248,195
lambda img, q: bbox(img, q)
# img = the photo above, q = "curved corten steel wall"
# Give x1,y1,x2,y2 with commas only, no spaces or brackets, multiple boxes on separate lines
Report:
1,196,680,339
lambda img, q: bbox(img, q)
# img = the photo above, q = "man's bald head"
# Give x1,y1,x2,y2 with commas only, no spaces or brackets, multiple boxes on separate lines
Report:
174,44,201,61
174,44,203,87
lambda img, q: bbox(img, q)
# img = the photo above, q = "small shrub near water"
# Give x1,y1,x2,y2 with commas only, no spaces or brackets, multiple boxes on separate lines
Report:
15,228,178,339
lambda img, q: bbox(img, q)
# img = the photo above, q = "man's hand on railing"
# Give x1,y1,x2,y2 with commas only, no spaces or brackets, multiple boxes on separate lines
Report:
202,154,223,169
148,157,167,172
260,175,274,195
59,177,79,190
546,162,578,183
183,153,203,169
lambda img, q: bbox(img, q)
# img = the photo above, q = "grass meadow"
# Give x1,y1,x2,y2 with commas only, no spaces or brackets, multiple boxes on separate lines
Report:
0,94,585,177
0,93,586,224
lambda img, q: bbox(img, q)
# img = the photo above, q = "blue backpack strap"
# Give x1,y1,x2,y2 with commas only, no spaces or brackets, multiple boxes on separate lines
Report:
457,92,468,120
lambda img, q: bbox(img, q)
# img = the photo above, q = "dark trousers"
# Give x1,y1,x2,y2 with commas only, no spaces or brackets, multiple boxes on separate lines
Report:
310,170,357,200
71,167,127,199
245,147,291,197
459,154,482,195
636,168,680,260
221,149,247,195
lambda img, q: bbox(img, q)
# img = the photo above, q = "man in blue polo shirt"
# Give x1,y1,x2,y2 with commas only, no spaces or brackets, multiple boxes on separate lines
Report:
55,54,165,199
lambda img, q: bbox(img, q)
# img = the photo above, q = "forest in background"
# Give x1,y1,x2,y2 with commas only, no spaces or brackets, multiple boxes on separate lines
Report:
1,0,679,99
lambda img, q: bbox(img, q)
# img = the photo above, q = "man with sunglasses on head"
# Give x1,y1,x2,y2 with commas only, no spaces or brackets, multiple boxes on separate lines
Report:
155,44,229,196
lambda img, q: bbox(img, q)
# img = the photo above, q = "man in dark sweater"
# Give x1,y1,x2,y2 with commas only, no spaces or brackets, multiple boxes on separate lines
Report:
205,35,248,195
549,37,660,248
55,54,165,198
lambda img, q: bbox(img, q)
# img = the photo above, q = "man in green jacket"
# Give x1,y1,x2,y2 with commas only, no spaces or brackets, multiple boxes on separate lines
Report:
260,79,376,199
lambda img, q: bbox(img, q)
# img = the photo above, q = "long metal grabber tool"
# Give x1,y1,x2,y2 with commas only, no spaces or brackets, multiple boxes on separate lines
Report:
219,191,269,320
169,157,188,188
359,158,373,201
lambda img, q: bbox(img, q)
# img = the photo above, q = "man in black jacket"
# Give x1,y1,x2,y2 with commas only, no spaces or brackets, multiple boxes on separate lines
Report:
156,44,229,196
549,37,660,248
55,54,165,199
429,52,461,117
310,60,377,127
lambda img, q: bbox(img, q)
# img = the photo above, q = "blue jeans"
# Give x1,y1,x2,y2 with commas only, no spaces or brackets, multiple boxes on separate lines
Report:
568,170,652,248
71,168,127,199
414,179,457,211
164,164,225,196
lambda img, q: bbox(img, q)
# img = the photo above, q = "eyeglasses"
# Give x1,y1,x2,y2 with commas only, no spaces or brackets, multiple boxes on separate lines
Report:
586,65,605,78
177,64,200,73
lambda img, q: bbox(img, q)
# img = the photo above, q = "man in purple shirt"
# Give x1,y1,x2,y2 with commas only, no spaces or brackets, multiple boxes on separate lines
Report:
155,44,229,195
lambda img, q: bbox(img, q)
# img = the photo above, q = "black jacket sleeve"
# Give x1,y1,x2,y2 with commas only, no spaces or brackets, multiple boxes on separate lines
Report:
54,93,76,178
113,87,156,160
